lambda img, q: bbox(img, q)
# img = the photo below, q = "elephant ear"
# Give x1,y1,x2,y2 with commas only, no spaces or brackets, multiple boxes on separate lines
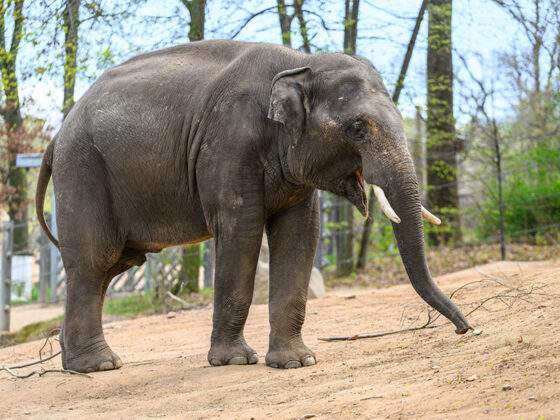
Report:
267,67,312,137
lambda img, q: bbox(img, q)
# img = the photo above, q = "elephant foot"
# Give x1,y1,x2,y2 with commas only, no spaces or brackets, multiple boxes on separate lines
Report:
61,333,123,373
266,338,316,369
207,338,258,366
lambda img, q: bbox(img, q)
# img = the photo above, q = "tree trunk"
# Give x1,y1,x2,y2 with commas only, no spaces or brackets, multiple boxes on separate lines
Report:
1,0,28,253
276,0,292,47
182,0,205,42
335,198,354,276
426,0,461,245
412,105,427,200
343,0,359,54
294,0,310,53
491,118,506,260
356,0,426,270
335,0,360,275
177,0,206,291
62,0,80,117
177,245,200,294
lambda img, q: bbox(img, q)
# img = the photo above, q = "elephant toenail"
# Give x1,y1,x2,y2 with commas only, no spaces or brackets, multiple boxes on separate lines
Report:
284,360,302,369
113,357,123,369
98,361,114,371
302,356,316,366
248,353,259,364
228,356,247,365
269,363,279,368
209,358,223,366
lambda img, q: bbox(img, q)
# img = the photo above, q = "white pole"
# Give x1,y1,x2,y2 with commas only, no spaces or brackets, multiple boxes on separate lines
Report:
1,222,13,332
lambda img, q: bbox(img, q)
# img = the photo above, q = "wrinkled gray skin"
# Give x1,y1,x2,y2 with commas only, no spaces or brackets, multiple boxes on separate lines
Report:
36,40,471,373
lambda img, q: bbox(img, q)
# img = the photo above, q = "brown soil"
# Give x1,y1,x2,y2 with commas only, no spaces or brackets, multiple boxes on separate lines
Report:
1,260,559,419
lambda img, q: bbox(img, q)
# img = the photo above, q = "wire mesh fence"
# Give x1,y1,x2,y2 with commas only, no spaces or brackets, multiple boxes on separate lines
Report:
1,181,558,332
0,221,214,307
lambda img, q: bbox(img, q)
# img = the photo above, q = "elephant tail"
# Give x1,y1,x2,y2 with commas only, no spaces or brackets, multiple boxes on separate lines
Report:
36,140,59,248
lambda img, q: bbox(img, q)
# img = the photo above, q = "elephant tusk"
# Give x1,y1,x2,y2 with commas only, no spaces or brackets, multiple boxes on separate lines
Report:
421,206,442,225
372,185,401,224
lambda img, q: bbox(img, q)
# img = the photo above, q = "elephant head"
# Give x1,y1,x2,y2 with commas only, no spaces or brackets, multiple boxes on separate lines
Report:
267,55,471,334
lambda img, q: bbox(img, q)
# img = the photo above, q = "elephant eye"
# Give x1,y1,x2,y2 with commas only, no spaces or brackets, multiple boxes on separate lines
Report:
345,119,368,142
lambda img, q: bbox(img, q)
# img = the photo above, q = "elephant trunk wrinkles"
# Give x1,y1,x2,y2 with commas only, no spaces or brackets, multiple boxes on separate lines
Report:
384,163,471,334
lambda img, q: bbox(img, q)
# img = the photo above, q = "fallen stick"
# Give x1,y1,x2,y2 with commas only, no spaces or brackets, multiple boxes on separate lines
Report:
166,291,190,307
39,369,92,379
318,274,552,343
319,310,440,342
6,350,61,370
0,329,84,380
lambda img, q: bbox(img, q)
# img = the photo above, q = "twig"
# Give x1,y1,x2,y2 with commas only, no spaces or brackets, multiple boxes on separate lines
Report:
0,366,37,379
318,272,552,343
0,329,81,380
319,310,440,342
38,328,60,361
38,369,92,379
4,350,61,370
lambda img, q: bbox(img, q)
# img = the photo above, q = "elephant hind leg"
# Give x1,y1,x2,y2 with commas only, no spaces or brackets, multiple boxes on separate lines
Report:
55,148,126,373
60,247,147,373
59,258,123,373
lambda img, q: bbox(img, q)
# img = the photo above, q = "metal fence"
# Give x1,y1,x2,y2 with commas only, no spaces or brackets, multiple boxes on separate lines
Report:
0,191,345,332
2,187,558,332
0,221,215,331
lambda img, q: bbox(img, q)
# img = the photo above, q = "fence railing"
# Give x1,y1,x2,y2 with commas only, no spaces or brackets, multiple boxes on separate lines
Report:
1,188,558,332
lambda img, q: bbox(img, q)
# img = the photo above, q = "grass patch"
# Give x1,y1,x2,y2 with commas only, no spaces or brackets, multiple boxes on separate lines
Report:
103,288,214,318
0,316,63,348
1,288,215,348
103,293,163,318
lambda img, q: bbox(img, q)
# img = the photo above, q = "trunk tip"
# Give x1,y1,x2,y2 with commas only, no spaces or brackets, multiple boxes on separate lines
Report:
455,325,473,335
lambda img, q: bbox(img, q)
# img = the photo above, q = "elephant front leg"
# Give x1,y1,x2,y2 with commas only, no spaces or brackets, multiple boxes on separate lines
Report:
207,215,263,367
266,192,320,369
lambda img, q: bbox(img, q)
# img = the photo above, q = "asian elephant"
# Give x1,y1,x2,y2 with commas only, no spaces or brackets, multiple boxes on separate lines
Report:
36,40,471,373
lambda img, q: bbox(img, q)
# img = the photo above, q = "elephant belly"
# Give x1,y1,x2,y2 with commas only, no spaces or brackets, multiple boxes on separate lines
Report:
109,173,211,251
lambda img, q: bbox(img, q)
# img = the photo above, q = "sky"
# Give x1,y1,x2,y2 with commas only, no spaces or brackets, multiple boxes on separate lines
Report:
14,0,525,130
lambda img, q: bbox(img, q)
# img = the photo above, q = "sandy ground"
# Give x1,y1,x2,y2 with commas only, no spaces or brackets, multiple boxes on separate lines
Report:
0,260,559,419
9,304,64,332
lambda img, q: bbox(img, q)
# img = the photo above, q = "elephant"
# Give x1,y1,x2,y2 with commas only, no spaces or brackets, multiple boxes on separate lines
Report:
36,40,471,373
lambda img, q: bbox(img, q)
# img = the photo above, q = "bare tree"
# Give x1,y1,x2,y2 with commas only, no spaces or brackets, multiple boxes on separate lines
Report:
276,0,292,47
356,0,428,270
343,0,359,54
62,0,80,117
293,0,310,53
458,55,507,259
0,0,28,252
181,0,206,41
174,0,208,293
333,0,361,276
493,0,560,141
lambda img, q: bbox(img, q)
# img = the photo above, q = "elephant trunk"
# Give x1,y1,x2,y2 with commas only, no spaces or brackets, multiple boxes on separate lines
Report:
368,158,471,334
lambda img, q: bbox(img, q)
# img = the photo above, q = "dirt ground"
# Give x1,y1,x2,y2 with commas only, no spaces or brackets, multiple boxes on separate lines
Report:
1,260,559,419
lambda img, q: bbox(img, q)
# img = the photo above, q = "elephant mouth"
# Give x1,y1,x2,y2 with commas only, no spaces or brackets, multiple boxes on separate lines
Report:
346,169,368,218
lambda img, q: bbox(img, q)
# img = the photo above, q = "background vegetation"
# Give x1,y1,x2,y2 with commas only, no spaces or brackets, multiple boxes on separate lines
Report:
1,0,558,294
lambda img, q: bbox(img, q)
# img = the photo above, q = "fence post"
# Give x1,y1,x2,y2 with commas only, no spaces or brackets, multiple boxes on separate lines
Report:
144,254,153,291
1,222,13,332
49,190,60,303
203,240,214,289
39,215,51,304
314,192,324,269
